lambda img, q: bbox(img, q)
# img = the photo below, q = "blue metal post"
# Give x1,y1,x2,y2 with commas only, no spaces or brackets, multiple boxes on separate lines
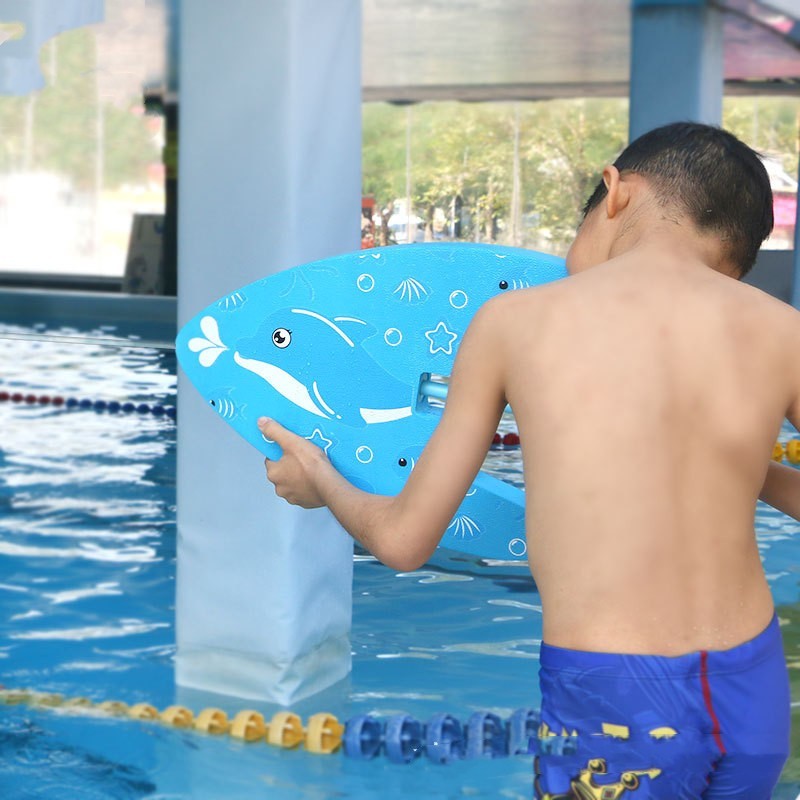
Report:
629,0,724,140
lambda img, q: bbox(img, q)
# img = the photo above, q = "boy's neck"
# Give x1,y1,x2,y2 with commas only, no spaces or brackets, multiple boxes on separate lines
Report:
606,218,739,279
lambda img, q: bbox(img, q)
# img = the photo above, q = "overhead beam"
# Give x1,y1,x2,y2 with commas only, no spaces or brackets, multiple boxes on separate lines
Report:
361,79,799,105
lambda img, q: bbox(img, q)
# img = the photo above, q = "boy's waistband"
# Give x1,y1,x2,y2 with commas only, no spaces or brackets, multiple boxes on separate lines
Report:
539,613,782,678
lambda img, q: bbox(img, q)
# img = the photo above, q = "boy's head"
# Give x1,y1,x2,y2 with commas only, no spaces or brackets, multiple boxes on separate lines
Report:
575,122,773,277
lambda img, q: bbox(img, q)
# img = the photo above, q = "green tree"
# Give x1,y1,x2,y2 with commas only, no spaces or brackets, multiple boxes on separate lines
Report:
363,95,800,255
362,99,629,251
409,102,516,243
362,103,407,208
0,26,160,191
521,99,627,252
724,96,799,177
32,29,97,189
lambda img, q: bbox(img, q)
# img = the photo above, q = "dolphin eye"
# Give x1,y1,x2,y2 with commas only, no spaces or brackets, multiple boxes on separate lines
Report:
398,458,408,467
272,328,292,348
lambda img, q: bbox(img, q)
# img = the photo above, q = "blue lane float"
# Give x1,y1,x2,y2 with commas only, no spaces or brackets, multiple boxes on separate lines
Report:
0,389,176,419
343,708,540,763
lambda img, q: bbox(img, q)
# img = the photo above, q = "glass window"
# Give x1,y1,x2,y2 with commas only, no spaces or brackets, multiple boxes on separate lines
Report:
723,96,800,251
362,99,630,257
0,0,168,280
363,97,800,256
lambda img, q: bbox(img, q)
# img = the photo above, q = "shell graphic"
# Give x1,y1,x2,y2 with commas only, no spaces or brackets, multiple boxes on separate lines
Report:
393,277,429,303
447,514,481,539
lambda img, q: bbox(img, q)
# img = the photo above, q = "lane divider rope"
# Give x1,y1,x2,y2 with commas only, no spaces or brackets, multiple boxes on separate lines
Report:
0,688,538,763
4,387,799,464
491,432,800,465
0,390,176,420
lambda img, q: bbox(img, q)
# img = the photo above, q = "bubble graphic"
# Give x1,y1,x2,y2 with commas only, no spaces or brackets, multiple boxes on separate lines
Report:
508,538,527,557
356,446,374,464
357,273,375,292
384,328,403,346
449,290,468,309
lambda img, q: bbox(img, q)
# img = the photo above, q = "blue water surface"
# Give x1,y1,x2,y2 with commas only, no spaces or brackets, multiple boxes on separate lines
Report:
0,321,798,799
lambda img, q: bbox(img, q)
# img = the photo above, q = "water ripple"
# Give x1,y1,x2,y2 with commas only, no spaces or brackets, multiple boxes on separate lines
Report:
11,621,170,641
487,598,542,613
396,570,474,584
409,638,541,659
44,583,122,605
0,542,158,563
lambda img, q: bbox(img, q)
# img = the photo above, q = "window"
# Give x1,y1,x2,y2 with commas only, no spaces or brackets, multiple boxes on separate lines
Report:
0,0,168,283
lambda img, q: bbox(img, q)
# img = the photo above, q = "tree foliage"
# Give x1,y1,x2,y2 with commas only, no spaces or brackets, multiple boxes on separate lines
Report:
364,96,800,254
723,96,800,177
0,27,159,191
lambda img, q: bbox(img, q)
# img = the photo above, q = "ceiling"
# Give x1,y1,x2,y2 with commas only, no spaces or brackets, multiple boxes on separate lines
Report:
362,0,800,102
1,1,797,101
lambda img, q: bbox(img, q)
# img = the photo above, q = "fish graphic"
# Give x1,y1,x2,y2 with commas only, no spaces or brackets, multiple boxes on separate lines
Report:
176,243,567,560
208,390,246,421
217,291,247,312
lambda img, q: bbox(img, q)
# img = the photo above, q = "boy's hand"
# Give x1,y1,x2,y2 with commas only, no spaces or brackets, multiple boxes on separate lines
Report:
258,417,330,508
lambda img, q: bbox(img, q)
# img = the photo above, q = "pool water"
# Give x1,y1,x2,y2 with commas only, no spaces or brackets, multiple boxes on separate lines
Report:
0,321,798,799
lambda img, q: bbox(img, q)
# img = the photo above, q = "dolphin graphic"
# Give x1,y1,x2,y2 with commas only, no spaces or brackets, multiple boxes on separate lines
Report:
234,308,415,428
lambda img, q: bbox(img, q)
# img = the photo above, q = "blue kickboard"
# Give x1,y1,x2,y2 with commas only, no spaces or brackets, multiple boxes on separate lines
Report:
176,243,567,560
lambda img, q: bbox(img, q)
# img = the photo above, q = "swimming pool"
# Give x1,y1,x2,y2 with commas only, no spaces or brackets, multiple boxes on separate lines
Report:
0,310,798,799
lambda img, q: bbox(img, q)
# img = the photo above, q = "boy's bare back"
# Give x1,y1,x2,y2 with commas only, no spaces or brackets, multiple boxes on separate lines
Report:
502,248,800,655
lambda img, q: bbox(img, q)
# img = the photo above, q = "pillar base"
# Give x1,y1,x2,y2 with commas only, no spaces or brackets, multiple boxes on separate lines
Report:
176,635,352,707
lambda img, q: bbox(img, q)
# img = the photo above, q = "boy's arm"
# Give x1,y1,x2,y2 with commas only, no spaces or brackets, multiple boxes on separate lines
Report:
759,461,800,522
759,361,800,521
259,299,508,571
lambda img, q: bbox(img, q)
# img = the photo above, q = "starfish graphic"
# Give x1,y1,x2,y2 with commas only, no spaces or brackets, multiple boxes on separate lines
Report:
425,321,458,356
305,428,333,455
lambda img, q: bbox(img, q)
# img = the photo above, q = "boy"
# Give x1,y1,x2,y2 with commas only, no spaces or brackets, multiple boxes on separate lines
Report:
259,123,799,798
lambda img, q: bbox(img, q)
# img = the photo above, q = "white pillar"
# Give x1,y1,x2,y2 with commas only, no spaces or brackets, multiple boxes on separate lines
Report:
176,0,360,704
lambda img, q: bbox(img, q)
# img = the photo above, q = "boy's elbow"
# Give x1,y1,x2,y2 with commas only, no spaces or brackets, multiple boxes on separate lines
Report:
380,547,430,573
366,498,439,572
372,519,437,572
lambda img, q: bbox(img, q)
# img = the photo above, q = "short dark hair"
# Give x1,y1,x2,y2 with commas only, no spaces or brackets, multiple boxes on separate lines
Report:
582,122,773,276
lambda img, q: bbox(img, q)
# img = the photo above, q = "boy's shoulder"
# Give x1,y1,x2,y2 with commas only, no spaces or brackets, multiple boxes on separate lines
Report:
478,275,561,319
734,277,800,326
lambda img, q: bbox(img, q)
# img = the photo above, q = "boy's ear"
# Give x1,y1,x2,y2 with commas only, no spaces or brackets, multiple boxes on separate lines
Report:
603,165,631,219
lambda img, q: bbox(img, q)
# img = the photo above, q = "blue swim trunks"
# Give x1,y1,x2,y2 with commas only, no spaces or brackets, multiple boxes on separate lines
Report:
535,614,790,799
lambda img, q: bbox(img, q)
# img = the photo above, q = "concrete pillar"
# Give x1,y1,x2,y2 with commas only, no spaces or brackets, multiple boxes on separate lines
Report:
629,0,724,140
176,0,360,704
